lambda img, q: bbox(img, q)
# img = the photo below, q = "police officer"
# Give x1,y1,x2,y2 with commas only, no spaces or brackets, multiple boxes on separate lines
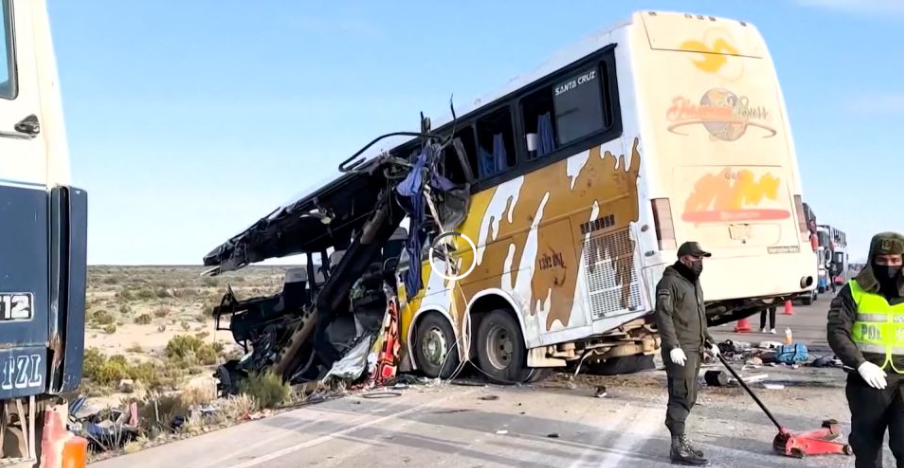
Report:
654,241,720,466
828,232,904,468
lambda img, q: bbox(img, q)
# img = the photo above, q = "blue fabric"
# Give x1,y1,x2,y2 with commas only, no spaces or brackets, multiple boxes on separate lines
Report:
478,146,495,178
775,344,808,364
537,113,556,157
395,145,456,300
492,133,507,173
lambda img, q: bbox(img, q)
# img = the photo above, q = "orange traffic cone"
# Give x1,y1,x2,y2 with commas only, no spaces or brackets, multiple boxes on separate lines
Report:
734,317,752,333
783,299,794,316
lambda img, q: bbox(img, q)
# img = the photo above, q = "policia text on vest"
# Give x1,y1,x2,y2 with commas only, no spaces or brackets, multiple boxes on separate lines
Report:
827,232,904,468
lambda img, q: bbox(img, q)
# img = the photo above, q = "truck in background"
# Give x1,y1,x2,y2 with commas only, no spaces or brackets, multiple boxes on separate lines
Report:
0,1,88,466
816,224,848,293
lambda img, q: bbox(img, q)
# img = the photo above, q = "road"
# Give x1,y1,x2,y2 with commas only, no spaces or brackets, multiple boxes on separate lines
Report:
92,296,893,468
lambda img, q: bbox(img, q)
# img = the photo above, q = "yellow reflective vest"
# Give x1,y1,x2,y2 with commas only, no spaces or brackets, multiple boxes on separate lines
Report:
849,279,904,374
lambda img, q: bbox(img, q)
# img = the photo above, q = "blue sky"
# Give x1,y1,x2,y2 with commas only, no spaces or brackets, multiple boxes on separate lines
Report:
48,0,903,264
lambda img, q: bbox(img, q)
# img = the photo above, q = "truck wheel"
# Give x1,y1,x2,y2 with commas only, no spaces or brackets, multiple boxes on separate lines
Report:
476,309,530,384
802,293,813,306
414,313,460,379
585,354,655,376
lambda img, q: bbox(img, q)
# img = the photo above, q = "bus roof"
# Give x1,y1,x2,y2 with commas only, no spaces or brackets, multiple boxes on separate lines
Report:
202,10,761,271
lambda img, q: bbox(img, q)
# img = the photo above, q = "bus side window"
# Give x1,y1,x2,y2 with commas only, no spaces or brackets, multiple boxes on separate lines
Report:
476,108,516,179
521,87,557,160
440,127,478,185
522,62,612,158
0,0,15,100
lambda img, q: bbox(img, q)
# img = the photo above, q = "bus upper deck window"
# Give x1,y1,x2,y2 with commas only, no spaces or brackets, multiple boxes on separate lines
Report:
0,0,14,100
476,108,516,178
553,65,607,145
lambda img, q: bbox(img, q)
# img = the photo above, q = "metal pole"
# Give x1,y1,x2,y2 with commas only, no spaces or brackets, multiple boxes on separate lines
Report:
717,355,784,431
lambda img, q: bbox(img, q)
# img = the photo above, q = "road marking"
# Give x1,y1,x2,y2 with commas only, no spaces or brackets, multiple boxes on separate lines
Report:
224,390,474,468
568,403,662,468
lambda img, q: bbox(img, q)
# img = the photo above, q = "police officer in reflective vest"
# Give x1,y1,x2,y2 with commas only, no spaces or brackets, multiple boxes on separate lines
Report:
828,232,904,468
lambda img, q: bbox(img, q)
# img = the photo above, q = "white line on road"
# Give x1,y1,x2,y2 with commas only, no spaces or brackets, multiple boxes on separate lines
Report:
222,389,475,468
568,403,663,468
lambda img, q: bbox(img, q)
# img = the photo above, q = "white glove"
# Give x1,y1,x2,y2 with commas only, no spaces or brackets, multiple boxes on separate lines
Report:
670,348,687,366
858,362,888,390
709,343,721,358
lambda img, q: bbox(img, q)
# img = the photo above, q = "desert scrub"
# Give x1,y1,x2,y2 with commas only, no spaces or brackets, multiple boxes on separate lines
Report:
165,335,218,366
238,371,290,409
103,323,117,334
154,307,171,318
134,313,152,325
90,309,115,326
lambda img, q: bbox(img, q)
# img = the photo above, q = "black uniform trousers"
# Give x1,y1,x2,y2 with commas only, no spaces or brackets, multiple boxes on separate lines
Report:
663,349,702,437
846,371,904,468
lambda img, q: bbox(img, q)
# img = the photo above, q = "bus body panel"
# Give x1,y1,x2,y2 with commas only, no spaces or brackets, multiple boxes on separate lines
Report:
631,12,815,302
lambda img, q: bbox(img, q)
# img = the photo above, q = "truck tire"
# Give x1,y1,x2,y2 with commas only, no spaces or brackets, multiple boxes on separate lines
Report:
802,293,813,306
414,313,460,379
584,354,655,376
476,309,530,384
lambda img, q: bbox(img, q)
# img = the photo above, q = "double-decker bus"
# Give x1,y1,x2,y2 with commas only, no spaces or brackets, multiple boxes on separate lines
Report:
204,10,816,385
0,0,88,465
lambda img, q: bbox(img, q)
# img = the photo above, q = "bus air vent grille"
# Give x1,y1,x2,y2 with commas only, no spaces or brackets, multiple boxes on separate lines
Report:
582,228,644,320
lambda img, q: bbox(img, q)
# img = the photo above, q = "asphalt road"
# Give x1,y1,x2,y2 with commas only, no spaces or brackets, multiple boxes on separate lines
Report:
92,296,895,468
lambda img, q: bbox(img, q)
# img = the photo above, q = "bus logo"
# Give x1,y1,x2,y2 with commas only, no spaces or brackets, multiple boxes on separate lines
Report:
666,88,776,141
683,168,790,223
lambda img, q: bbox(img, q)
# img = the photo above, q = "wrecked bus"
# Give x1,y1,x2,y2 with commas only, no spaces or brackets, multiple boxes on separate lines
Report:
203,11,815,387
0,0,88,466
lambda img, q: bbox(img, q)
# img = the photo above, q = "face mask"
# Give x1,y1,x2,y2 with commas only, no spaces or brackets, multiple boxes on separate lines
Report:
690,260,704,276
873,264,901,282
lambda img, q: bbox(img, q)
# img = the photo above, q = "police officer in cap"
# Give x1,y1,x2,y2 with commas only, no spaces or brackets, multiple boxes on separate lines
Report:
654,241,720,466
828,232,904,468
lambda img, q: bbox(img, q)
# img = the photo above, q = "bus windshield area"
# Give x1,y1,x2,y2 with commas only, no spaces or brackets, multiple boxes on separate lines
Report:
204,127,472,393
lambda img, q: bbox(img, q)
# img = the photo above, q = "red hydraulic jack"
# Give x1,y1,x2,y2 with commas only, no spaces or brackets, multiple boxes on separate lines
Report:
717,355,854,459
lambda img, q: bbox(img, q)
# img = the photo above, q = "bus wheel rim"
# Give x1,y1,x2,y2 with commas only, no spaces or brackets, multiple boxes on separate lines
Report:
422,327,448,367
486,324,514,370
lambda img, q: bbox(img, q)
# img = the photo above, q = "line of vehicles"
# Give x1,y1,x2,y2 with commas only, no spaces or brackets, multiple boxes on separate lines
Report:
797,203,848,305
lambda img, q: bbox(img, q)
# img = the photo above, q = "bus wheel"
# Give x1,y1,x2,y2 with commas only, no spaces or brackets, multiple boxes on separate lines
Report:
476,309,529,384
414,313,460,379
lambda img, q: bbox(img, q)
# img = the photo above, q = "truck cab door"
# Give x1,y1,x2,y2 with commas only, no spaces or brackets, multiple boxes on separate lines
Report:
0,0,52,399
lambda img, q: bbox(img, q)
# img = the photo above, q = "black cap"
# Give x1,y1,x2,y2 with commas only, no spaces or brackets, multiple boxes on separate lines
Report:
677,241,711,258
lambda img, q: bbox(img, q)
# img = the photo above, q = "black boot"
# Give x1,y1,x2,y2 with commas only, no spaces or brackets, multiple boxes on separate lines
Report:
670,436,709,466
681,435,705,458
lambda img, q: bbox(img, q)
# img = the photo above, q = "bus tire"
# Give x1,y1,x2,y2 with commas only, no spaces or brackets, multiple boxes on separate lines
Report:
802,293,814,306
476,309,529,384
414,313,460,379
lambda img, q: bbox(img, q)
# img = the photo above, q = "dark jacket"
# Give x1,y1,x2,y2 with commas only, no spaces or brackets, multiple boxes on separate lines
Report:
827,265,904,372
654,264,714,353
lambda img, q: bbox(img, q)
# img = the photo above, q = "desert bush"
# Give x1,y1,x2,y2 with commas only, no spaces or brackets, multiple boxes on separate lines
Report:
103,323,117,334
117,288,136,301
154,307,171,318
180,320,190,331
155,288,171,299
134,314,152,325
166,335,218,366
202,277,218,287
102,277,120,285
136,394,190,435
126,343,143,353
91,310,115,326
238,371,290,409
119,303,133,315
135,289,156,300
195,331,210,340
